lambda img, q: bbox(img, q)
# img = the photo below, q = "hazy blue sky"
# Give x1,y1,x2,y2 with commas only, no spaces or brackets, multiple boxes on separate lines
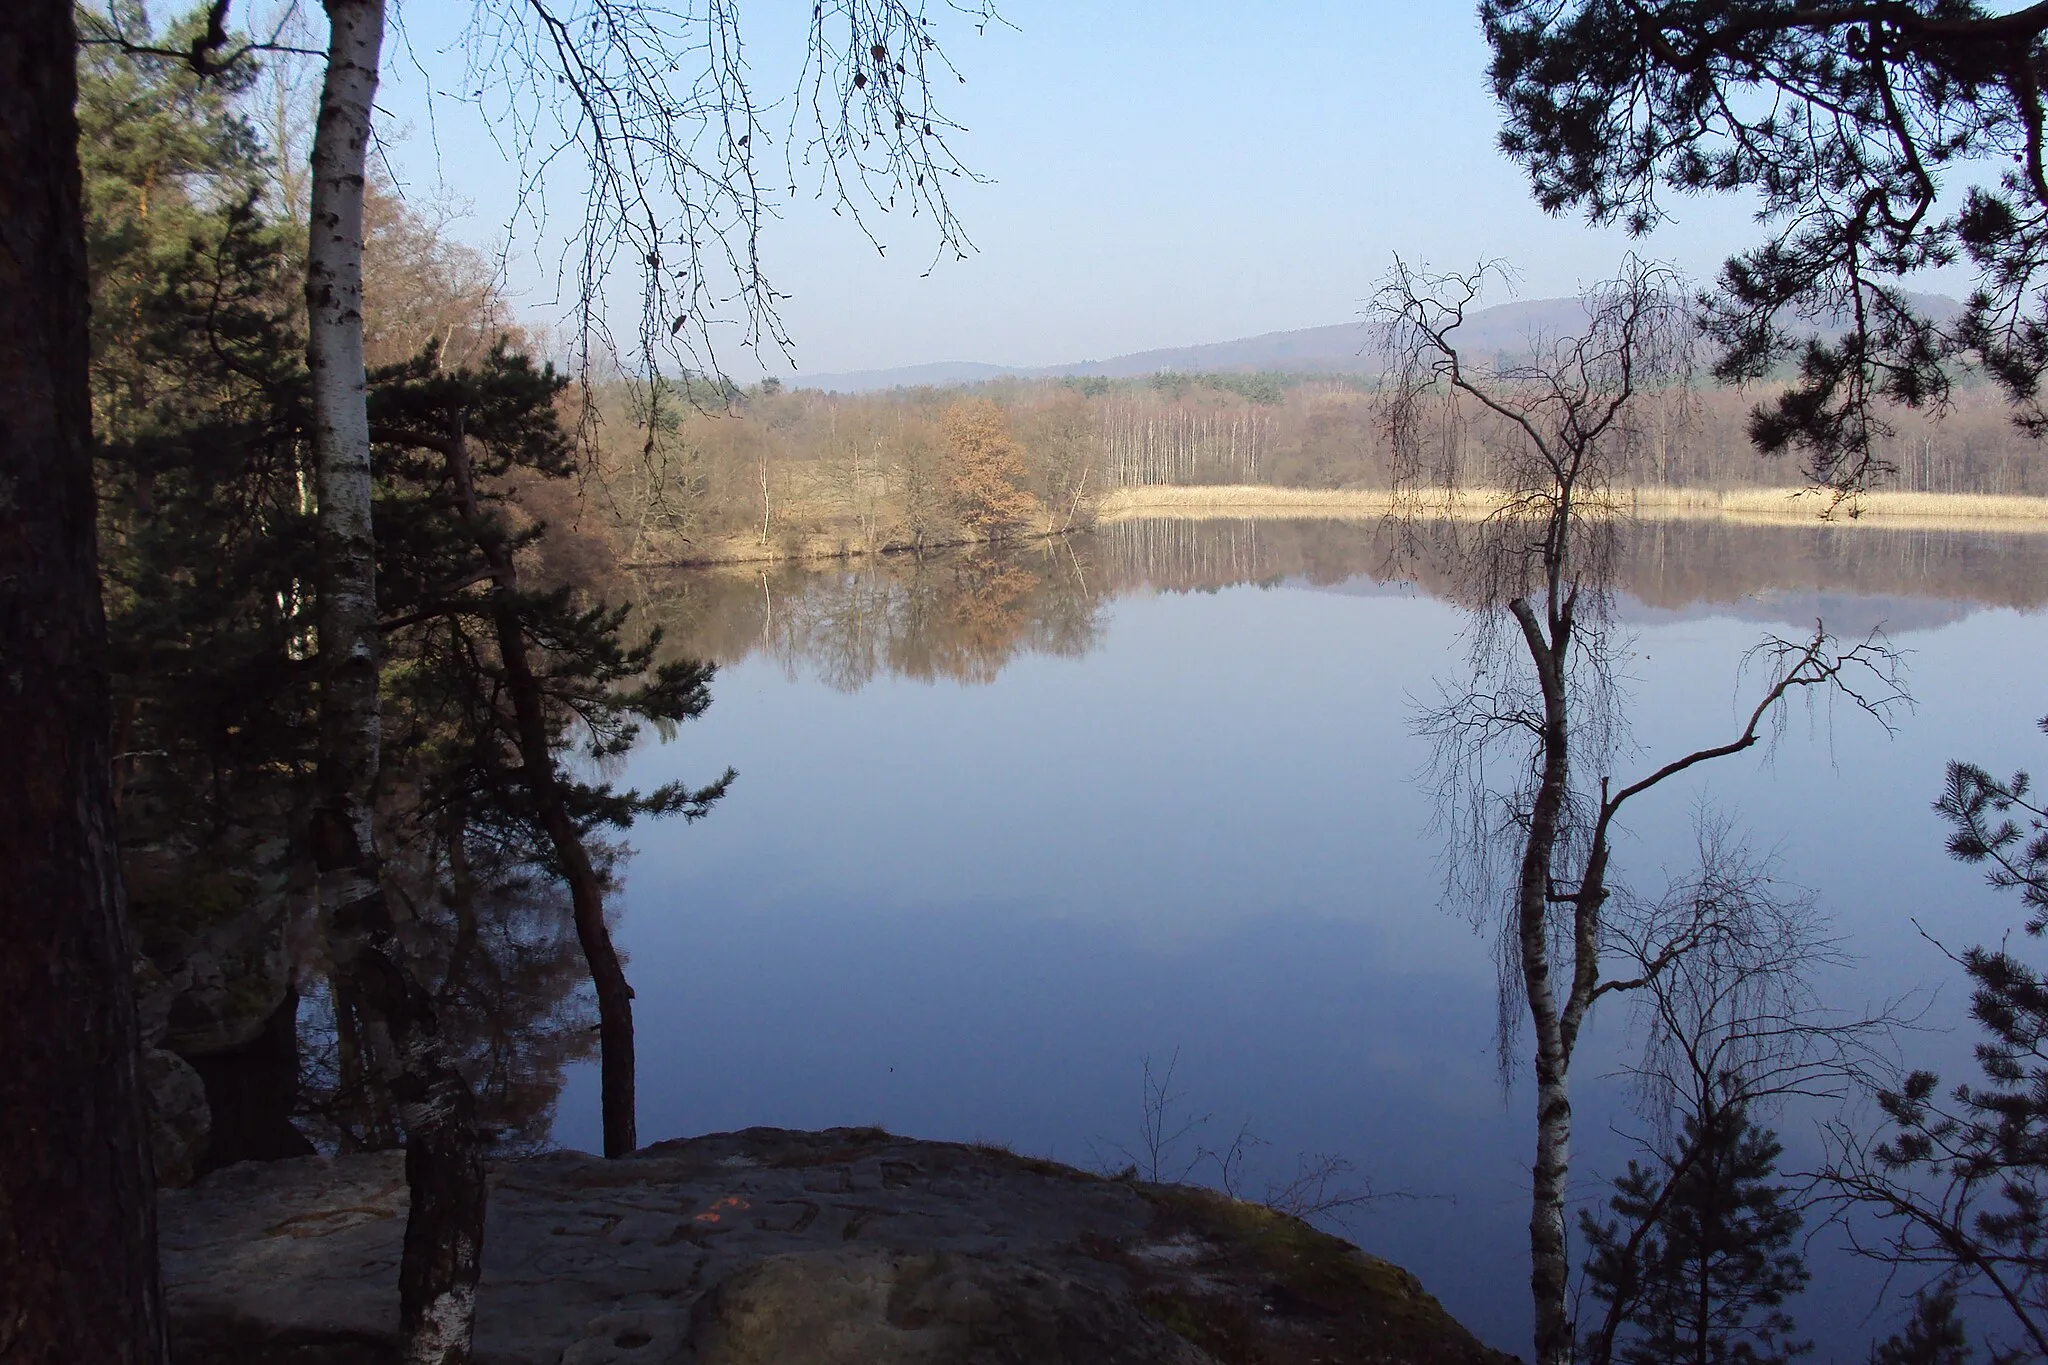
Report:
374,2,1795,377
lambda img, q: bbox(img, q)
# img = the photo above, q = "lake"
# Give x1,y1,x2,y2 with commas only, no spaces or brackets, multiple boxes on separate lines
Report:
555,516,2048,1356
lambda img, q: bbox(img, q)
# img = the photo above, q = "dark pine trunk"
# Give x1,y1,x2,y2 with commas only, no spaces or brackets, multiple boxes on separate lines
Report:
441,428,638,1157
0,3,168,1360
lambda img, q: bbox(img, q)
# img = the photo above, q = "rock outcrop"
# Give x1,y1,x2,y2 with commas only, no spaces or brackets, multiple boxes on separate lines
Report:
161,1126,1512,1365
126,828,309,1184
128,836,297,1058
136,952,214,1187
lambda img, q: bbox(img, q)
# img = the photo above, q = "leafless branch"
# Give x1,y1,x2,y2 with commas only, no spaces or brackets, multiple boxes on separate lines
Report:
448,0,995,447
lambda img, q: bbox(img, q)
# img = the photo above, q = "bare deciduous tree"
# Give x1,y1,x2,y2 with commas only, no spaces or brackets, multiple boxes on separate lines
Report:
1013,391,1100,534
1096,1049,1398,1227
454,0,993,426
1375,256,1907,1365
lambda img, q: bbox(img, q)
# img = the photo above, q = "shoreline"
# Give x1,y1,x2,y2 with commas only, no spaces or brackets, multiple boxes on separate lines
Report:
1094,484,2048,534
623,525,1081,570
619,484,2048,575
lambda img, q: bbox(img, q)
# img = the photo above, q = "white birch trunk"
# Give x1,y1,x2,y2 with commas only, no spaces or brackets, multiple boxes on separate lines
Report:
309,0,379,843
307,5,486,1363
1511,596,1578,1365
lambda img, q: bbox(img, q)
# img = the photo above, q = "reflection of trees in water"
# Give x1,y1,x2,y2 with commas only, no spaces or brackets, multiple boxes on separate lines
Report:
1614,519,2048,616
635,541,1105,691
630,520,2048,692
1095,518,2048,618
896,554,1058,685
298,831,597,1156
1101,518,1394,592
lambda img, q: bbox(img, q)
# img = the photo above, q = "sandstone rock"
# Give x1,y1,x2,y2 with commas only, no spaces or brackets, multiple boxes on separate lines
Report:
680,1246,1215,1365
135,951,178,1051
559,1309,691,1365
144,1046,212,1189
160,1127,1514,1365
157,886,293,1058
191,988,315,1173
127,835,296,1059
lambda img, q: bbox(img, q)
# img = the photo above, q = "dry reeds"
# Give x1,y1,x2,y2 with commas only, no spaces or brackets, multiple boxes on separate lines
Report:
1093,484,2048,533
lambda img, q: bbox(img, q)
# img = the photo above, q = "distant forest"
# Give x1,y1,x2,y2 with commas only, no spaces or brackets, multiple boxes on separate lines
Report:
592,367,2048,564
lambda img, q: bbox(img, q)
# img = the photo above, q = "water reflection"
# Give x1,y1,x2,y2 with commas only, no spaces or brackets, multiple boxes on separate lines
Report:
593,516,2048,1355
634,518,2048,684
298,839,599,1156
632,543,1103,690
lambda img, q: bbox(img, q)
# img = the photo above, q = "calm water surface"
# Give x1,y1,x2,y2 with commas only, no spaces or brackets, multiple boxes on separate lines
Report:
555,519,2048,1356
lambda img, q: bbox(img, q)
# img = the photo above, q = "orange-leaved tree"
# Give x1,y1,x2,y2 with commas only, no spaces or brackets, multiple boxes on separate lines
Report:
942,398,1040,536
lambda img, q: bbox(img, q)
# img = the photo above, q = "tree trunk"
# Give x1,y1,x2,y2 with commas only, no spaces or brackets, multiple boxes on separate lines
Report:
440,804,479,1006
192,987,318,1172
0,5,168,1360
307,4,485,1362
442,427,639,1156
1528,1035,1575,1365
534,775,638,1157
1511,597,1577,1365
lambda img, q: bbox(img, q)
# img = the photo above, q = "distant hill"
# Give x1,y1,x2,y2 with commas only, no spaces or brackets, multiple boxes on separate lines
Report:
791,292,1963,394
787,360,1026,391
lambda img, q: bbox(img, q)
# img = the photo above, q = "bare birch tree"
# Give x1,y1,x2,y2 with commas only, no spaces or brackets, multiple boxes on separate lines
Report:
304,8,488,1363
76,10,494,1355
1375,257,1907,1365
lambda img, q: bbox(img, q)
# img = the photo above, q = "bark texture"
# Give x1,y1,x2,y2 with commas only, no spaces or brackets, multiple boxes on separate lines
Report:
308,4,486,1362
442,428,639,1157
0,3,168,1360
1510,595,1578,1365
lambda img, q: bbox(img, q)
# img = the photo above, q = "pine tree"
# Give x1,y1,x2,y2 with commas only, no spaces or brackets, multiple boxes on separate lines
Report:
1839,738,2048,1357
371,344,734,1158
81,4,310,838
1869,1285,1973,1365
77,0,275,448
1580,1099,1811,1365
78,19,732,1167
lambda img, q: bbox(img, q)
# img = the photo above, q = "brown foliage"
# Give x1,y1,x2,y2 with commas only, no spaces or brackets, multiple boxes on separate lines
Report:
942,398,1040,535
363,186,522,370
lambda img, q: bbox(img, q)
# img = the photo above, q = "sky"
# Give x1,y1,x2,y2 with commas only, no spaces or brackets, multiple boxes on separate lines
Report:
370,2,1801,379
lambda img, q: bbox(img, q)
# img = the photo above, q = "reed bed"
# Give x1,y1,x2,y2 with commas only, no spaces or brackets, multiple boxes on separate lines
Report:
1093,484,2048,533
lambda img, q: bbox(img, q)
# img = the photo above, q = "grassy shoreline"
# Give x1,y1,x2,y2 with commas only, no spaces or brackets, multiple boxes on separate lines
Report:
621,484,2048,571
1095,484,2048,533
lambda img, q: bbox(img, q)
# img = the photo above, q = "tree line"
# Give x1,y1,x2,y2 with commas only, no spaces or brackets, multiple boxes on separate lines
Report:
588,365,2048,569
